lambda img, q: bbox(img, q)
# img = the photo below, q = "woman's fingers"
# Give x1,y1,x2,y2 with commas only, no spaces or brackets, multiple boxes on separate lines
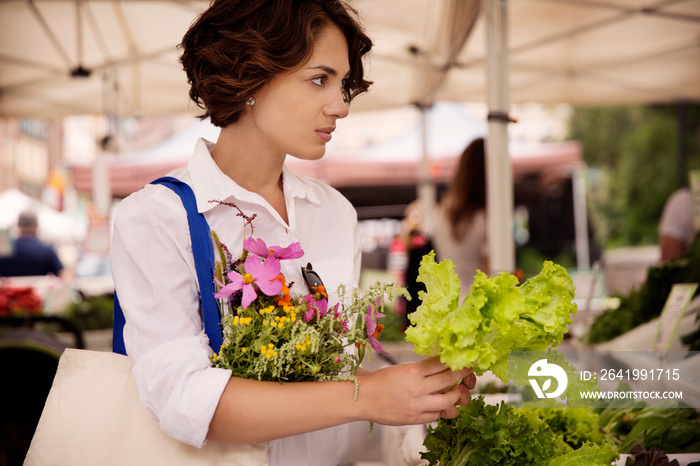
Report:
464,371,477,390
456,381,473,408
437,382,464,418
415,355,453,375
411,359,479,421
417,357,470,394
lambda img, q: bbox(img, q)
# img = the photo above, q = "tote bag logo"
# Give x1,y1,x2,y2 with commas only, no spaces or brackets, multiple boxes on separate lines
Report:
528,359,568,399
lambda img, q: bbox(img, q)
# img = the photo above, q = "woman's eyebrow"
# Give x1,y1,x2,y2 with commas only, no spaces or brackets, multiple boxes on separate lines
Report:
306,65,350,78
307,65,338,75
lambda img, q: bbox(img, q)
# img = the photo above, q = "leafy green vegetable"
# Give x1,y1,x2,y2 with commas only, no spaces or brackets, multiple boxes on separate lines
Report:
405,252,578,382
61,295,115,330
404,251,462,358
523,401,604,449
408,253,616,464
596,397,700,454
421,396,619,466
421,396,570,466
588,233,700,344
547,441,619,466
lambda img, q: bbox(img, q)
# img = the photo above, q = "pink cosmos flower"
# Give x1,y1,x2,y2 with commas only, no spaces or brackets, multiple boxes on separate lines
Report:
244,237,304,260
215,256,283,309
303,294,328,322
365,304,388,355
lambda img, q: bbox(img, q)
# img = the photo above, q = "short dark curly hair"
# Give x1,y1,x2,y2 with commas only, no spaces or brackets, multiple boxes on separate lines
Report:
179,0,373,128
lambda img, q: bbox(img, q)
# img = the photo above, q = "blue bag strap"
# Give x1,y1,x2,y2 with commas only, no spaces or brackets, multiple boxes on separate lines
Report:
113,176,223,355
113,293,126,355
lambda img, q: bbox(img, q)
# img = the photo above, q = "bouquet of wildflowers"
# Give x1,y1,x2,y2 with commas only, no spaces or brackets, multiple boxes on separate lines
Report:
209,202,406,386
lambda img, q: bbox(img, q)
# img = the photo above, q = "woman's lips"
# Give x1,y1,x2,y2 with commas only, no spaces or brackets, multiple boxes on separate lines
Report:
315,128,334,143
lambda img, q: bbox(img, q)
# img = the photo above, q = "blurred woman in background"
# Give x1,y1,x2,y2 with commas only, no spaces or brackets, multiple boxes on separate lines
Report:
432,138,488,296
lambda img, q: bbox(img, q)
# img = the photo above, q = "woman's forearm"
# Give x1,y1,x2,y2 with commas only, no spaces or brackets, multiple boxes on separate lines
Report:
207,376,362,444
207,357,471,444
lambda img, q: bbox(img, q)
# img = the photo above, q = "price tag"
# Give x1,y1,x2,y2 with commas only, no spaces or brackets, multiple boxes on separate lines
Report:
654,283,698,351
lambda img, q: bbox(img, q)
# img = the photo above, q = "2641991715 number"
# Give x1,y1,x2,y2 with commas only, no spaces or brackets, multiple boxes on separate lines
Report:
598,368,680,381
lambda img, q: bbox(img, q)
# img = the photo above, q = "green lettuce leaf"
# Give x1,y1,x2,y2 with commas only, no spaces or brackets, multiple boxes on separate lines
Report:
422,396,571,466
404,251,462,357
422,396,619,466
546,441,619,466
405,253,578,382
522,401,605,449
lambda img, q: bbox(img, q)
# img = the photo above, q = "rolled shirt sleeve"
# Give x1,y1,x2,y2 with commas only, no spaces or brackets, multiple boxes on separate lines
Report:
111,183,232,448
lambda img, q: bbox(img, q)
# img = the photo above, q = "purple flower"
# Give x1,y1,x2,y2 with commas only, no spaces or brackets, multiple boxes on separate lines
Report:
215,256,283,308
244,237,304,260
365,307,388,355
330,303,349,333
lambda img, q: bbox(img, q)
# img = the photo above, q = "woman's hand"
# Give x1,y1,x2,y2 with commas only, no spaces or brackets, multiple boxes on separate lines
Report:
355,356,472,426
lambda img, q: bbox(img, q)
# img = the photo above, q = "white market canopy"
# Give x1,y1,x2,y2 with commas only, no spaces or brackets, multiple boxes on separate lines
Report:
2,0,699,273
0,0,699,118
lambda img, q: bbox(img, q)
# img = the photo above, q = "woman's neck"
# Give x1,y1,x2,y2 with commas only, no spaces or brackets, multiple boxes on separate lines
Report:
211,124,289,224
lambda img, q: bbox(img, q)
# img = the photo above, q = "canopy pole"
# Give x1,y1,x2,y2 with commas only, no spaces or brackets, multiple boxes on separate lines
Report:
484,0,514,275
417,103,436,234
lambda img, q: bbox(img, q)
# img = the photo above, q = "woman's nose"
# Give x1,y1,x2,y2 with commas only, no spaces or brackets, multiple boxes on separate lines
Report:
325,88,350,119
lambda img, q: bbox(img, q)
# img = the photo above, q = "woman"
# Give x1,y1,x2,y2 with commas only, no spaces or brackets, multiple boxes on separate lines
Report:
432,138,489,296
110,0,475,463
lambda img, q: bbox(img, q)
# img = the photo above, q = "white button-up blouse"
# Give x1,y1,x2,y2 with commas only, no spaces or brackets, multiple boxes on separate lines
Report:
110,138,361,462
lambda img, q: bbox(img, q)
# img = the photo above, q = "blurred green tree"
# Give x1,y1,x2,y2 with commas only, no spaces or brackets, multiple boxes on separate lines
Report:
568,103,700,248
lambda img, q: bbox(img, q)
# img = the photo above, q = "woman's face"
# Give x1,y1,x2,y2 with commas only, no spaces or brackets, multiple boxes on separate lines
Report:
245,23,351,161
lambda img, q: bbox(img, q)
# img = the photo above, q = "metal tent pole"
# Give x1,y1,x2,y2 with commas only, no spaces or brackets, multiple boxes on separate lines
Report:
484,0,514,274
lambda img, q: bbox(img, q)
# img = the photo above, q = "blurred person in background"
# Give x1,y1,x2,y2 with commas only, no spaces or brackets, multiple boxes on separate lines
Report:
0,210,64,278
398,200,435,327
431,137,488,297
658,186,696,262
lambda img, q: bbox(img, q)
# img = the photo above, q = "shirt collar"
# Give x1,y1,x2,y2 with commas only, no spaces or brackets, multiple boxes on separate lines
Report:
188,138,320,213
282,164,321,206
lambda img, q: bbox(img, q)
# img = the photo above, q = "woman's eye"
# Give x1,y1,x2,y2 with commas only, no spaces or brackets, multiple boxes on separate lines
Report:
311,76,327,87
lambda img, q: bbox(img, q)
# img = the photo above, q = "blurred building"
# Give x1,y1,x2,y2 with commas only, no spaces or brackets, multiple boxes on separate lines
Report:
0,118,63,203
